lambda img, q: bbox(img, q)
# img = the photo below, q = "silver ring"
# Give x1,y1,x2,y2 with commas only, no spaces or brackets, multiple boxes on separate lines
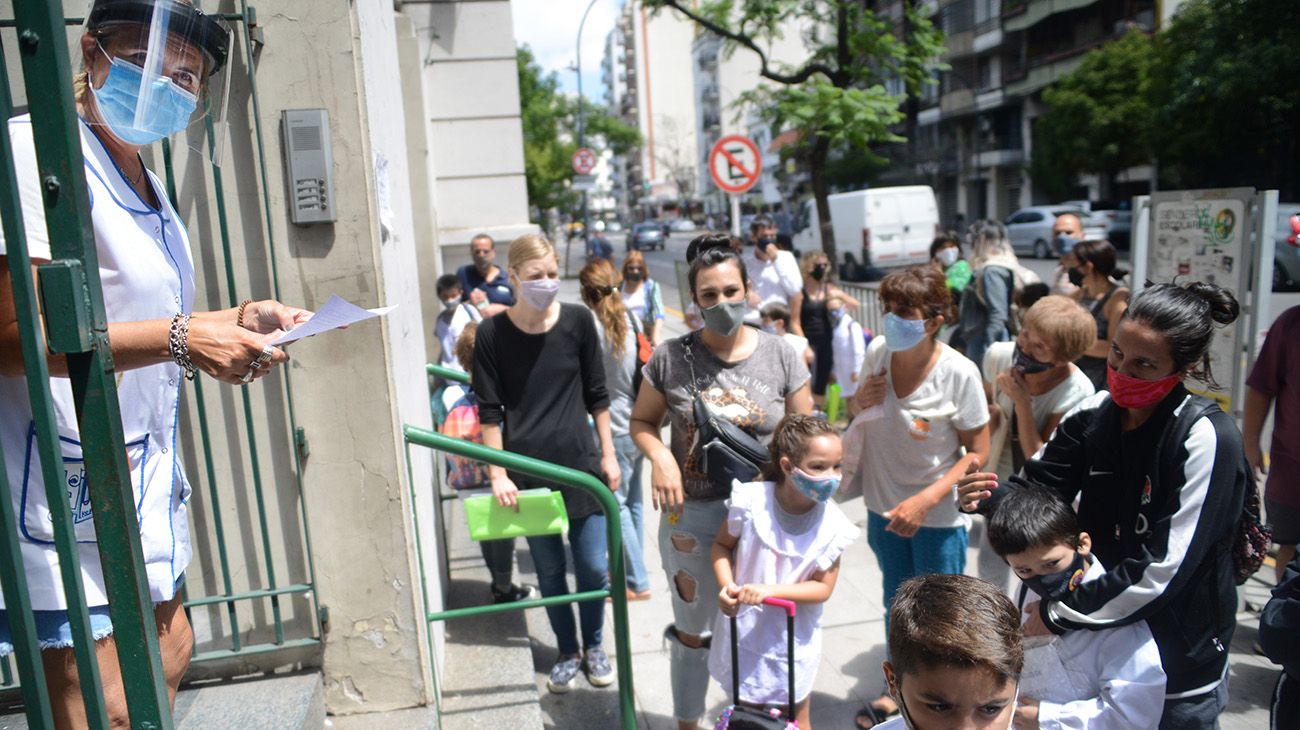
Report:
255,345,274,365
239,369,255,384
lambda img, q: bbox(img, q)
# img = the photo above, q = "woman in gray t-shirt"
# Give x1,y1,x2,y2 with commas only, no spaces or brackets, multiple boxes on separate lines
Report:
631,235,811,728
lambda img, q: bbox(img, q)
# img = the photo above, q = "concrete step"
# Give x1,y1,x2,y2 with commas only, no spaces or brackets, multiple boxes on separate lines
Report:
0,669,325,730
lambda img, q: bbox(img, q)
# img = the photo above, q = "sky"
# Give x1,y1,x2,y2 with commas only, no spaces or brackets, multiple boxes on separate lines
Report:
512,0,622,105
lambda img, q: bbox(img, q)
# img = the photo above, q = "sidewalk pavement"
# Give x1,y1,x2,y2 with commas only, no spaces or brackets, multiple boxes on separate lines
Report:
447,279,1279,729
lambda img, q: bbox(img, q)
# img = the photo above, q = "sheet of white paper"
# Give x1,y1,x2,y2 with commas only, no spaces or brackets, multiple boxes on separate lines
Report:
271,294,395,345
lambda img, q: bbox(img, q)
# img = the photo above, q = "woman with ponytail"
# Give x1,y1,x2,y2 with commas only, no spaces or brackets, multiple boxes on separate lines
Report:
1070,239,1130,390
959,281,1250,729
580,258,651,600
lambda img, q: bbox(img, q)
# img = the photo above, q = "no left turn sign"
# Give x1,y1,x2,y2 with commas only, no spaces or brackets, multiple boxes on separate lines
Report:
572,147,597,175
708,135,762,194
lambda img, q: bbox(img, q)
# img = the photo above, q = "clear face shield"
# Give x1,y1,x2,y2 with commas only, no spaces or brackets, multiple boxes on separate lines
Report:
83,0,232,164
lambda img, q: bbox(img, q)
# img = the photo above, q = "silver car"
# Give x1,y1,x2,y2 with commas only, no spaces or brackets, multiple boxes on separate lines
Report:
1273,203,1300,292
1005,206,1089,259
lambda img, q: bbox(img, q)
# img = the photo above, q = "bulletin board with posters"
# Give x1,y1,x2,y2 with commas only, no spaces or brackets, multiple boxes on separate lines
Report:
1131,188,1278,417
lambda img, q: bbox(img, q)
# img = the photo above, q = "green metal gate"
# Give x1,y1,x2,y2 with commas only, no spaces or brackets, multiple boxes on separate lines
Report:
0,2,321,726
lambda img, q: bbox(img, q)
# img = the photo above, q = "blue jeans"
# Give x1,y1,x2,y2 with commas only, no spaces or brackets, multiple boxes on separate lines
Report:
526,512,608,656
866,511,967,625
614,434,650,592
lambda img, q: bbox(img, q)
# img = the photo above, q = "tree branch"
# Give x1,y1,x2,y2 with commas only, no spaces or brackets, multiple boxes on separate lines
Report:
653,0,837,85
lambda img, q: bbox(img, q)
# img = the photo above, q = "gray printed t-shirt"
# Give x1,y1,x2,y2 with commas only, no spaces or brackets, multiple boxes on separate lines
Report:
644,330,809,502
592,311,639,435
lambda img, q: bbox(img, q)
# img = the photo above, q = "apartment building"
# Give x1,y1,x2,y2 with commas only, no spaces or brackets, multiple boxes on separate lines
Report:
887,0,1177,224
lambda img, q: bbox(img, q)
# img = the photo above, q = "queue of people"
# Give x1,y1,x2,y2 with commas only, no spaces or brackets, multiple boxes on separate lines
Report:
415,213,1294,730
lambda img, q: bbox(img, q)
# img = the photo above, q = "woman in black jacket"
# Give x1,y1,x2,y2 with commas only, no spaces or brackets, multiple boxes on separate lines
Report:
959,281,1249,729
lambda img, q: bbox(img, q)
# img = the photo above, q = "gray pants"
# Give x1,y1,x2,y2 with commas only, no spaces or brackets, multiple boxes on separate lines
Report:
1160,678,1229,730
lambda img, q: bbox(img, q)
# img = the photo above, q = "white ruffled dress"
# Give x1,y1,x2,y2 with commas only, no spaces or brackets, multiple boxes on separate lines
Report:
708,481,860,705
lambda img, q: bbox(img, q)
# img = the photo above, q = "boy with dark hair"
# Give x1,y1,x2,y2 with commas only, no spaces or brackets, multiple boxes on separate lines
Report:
434,273,480,371
987,487,1165,729
872,573,1023,729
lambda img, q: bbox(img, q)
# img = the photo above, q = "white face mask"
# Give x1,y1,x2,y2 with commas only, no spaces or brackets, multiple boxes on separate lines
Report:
442,297,460,310
518,277,560,310
937,247,959,268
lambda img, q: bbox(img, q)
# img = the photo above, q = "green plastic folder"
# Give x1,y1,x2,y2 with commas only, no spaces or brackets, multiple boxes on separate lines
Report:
463,489,569,541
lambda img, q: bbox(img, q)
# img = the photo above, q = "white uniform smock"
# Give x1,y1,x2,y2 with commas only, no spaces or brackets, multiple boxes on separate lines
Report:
0,115,195,610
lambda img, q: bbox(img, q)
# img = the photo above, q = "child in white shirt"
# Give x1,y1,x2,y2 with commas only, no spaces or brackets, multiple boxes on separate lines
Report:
760,301,813,371
710,415,860,729
434,273,481,370
987,485,1166,730
828,295,866,398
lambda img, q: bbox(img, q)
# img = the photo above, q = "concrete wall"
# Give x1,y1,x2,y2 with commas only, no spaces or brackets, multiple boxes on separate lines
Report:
158,0,437,715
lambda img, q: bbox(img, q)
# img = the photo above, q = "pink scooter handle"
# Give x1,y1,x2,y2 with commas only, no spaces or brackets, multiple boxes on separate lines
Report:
763,597,797,617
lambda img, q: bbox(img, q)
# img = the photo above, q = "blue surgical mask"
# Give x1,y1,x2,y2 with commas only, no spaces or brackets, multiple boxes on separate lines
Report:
92,46,197,146
1053,233,1078,256
790,467,839,503
883,312,928,352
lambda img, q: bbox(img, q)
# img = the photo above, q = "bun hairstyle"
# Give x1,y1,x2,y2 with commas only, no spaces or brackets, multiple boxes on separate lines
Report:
761,414,838,483
1125,281,1240,387
579,258,629,358
1073,239,1129,281
686,233,750,296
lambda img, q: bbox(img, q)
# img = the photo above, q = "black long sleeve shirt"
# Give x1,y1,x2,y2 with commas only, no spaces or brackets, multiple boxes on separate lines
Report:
472,304,610,518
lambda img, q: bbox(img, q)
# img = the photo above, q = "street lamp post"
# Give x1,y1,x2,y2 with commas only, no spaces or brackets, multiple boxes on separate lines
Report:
574,0,600,270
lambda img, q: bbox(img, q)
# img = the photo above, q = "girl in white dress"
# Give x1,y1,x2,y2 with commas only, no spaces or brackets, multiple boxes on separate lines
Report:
709,415,860,729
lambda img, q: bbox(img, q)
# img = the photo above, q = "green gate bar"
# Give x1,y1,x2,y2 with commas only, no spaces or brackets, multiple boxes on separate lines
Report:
403,425,637,730
7,1,172,727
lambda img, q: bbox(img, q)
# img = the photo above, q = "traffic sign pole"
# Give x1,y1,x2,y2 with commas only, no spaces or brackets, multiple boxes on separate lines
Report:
731,196,741,237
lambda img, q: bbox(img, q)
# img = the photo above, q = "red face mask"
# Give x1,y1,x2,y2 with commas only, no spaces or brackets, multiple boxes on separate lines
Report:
1107,365,1182,409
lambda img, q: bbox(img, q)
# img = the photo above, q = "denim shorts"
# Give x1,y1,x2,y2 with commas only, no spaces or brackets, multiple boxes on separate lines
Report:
0,574,184,656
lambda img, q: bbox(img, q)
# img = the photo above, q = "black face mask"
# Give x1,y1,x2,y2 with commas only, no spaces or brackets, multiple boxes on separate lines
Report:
811,264,827,281
757,235,777,247
1067,268,1085,287
1013,345,1053,375
625,271,643,282
1023,552,1088,601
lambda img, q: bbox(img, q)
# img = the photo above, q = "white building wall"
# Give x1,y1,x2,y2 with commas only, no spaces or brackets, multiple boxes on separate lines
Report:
628,1,699,203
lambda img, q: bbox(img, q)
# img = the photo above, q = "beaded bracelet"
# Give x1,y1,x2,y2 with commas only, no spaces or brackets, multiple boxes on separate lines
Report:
168,313,198,381
236,299,253,329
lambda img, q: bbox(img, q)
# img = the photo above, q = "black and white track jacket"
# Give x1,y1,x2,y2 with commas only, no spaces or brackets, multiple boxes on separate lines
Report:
985,385,1248,697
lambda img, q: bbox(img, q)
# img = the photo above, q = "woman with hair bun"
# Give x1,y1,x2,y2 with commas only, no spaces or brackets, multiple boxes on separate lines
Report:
1070,239,1130,389
959,281,1250,729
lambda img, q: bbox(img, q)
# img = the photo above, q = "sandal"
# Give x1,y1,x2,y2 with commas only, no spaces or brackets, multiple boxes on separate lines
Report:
854,702,898,729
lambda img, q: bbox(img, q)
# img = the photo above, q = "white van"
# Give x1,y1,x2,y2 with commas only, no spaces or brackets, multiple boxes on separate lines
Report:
791,185,939,277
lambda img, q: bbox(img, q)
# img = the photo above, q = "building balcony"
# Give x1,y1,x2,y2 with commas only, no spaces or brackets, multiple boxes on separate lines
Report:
1004,0,1104,33
940,88,975,116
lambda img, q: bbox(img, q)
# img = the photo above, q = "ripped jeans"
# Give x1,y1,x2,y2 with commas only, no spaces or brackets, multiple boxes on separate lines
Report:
659,498,728,722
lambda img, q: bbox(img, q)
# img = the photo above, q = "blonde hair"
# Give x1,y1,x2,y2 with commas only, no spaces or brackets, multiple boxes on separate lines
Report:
507,233,557,272
799,249,830,278
579,259,628,358
1022,295,1096,362
622,250,647,282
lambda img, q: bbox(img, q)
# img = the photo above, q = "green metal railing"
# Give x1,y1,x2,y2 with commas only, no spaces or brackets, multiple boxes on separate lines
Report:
403,422,636,730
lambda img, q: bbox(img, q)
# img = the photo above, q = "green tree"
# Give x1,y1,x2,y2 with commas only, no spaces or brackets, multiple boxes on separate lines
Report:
1027,30,1156,200
1148,0,1299,197
647,1,944,261
517,46,641,224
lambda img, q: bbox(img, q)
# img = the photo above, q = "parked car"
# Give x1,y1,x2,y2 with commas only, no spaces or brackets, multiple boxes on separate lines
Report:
669,218,696,233
1061,199,1133,249
1273,203,1300,292
606,220,624,233
1005,206,1093,259
626,223,664,252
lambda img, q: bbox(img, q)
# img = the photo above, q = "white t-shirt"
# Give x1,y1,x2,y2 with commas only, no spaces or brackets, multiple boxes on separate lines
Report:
742,248,802,322
853,338,990,528
707,481,859,705
435,302,481,369
830,315,867,397
622,284,648,324
982,342,1094,480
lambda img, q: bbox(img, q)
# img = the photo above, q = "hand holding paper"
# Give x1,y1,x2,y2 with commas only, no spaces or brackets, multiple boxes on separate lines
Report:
271,294,395,345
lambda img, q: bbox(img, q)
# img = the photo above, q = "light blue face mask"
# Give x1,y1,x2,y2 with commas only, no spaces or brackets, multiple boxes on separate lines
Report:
790,467,839,503
883,312,928,352
92,46,197,146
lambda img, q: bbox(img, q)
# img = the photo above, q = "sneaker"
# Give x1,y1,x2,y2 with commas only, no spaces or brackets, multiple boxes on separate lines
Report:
491,583,537,604
583,646,615,687
547,654,582,693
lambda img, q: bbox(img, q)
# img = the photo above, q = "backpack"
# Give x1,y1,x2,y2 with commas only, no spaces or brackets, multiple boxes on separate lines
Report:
1155,395,1270,585
626,310,652,396
439,390,490,489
